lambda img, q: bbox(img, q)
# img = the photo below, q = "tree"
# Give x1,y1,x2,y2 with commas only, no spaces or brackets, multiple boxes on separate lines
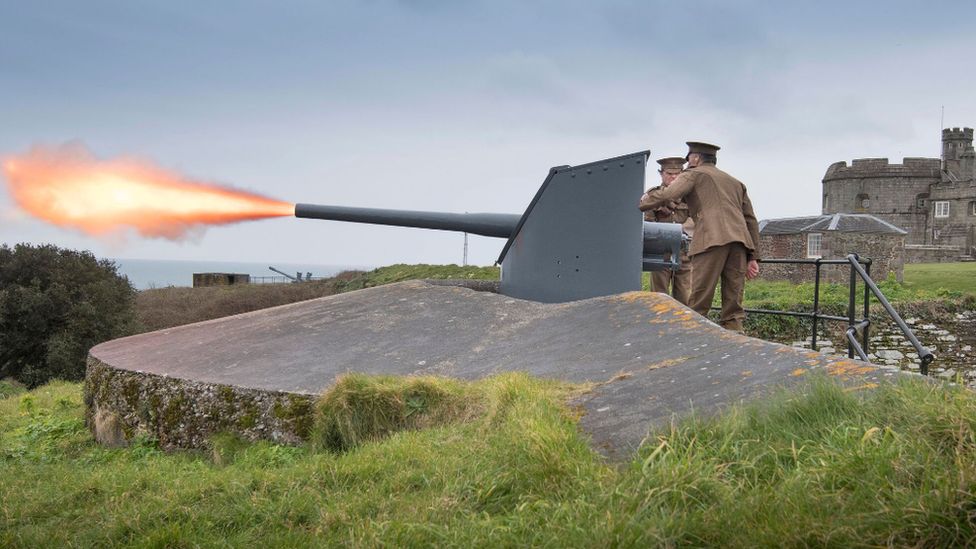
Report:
0,244,136,387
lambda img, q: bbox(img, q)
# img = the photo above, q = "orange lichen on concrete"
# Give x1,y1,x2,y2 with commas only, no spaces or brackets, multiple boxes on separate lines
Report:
651,302,679,315
615,292,661,305
791,368,807,377
740,370,753,377
825,360,876,378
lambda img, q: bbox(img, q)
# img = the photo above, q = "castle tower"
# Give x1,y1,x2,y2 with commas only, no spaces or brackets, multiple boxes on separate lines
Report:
942,127,975,180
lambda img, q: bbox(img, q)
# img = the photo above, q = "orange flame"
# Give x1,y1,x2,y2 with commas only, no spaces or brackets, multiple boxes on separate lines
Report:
2,144,294,240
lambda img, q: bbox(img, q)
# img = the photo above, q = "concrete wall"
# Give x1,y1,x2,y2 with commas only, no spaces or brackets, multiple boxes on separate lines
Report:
192,272,251,287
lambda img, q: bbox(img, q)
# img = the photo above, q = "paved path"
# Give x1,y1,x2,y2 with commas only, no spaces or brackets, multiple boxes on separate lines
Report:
91,281,899,459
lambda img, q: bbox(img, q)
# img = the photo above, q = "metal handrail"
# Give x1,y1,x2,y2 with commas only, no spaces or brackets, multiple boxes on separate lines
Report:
844,253,934,374
711,255,935,375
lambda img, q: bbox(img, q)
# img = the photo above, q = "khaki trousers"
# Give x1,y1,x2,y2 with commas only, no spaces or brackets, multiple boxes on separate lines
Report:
651,254,692,306
688,242,748,332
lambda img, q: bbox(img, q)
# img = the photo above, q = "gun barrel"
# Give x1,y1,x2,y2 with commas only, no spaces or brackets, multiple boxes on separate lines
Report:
268,266,298,281
294,203,521,239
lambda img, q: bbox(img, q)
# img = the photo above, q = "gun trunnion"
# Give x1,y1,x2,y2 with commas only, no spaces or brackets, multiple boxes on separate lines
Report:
295,151,684,303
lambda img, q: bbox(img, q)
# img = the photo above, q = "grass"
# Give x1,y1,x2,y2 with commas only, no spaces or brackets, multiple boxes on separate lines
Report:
135,277,353,332
344,263,500,287
310,373,486,451
4,374,976,546
903,261,976,296
0,378,26,399
741,263,975,311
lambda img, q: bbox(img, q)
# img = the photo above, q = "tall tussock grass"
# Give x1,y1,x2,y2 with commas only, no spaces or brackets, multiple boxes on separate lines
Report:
311,373,485,451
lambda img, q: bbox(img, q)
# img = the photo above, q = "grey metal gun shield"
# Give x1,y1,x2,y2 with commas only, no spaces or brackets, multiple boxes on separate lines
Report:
498,151,649,302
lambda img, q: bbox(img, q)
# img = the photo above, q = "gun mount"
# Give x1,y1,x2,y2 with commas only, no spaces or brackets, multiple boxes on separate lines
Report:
295,151,684,303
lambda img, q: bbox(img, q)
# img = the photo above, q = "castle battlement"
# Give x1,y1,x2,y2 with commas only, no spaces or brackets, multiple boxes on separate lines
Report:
942,127,974,140
823,157,942,180
822,126,976,250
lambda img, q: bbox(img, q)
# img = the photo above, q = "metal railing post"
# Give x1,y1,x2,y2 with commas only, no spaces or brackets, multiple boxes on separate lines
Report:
848,254,858,359
846,254,934,375
862,259,871,357
811,258,822,351
736,256,932,374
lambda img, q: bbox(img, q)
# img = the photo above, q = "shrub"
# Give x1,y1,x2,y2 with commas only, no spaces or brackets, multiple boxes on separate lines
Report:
0,243,136,387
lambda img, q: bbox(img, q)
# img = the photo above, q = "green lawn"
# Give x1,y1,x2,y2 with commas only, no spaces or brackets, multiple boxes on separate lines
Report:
904,262,976,296
3,375,976,546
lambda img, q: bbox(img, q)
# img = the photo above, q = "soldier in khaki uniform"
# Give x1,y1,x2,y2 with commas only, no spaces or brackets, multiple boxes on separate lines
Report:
639,142,761,331
642,156,694,305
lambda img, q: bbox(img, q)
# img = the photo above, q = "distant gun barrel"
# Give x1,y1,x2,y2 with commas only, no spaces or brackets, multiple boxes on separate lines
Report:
268,266,299,281
294,204,521,239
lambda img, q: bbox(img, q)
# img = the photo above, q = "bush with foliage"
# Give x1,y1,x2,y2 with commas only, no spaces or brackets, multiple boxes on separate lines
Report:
0,243,135,387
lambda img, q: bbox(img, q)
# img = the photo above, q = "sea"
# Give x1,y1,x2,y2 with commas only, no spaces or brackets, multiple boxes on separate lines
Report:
109,258,372,290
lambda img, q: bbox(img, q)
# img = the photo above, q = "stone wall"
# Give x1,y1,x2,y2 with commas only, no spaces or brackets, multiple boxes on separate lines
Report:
927,180,976,251
822,158,939,246
904,245,966,264
85,356,315,450
828,232,905,282
758,234,809,283
759,232,904,283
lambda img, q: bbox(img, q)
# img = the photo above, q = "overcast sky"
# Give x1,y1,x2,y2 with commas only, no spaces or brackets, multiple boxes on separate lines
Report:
3,0,975,267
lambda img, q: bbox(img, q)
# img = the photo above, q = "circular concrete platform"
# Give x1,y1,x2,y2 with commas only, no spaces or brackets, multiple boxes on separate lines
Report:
86,280,899,457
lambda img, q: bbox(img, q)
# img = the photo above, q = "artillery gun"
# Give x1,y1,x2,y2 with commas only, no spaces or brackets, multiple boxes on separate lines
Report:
295,151,685,303
268,266,302,282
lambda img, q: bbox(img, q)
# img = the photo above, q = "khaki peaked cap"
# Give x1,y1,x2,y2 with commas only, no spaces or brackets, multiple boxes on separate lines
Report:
656,156,686,171
685,141,720,160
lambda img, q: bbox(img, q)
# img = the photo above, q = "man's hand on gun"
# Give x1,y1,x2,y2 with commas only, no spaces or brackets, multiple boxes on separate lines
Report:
653,201,678,220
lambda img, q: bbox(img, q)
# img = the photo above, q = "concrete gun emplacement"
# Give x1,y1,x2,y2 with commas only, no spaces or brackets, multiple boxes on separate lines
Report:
295,151,685,303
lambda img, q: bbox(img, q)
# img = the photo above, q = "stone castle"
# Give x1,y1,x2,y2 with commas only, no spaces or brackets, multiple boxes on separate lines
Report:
822,127,976,261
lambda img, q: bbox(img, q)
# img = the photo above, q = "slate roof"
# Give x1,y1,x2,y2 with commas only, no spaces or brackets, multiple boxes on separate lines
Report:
759,214,907,235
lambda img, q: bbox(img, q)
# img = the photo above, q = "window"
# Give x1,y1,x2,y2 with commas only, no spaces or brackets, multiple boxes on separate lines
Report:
916,193,928,209
822,194,829,211
935,201,950,218
807,233,822,258
856,193,870,212
970,201,976,216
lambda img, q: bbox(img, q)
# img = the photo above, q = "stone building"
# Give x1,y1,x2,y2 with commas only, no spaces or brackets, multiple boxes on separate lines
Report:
822,127,976,261
758,214,907,283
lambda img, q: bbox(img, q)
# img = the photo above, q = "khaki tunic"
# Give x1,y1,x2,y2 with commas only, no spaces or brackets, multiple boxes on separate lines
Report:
642,185,694,305
639,165,760,259
639,165,761,331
